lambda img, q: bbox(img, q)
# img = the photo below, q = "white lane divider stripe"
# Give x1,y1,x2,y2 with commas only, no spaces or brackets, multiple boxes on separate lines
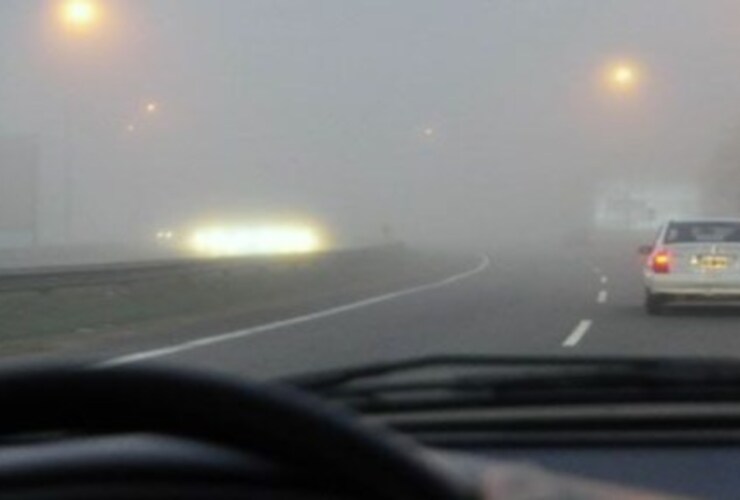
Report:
98,254,491,367
563,320,592,347
597,290,608,304
600,276,608,284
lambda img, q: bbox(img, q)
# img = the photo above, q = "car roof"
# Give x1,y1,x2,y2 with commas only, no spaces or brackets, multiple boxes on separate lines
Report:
666,218,740,224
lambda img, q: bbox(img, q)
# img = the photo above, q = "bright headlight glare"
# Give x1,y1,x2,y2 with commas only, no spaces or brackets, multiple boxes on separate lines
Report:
189,225,323,256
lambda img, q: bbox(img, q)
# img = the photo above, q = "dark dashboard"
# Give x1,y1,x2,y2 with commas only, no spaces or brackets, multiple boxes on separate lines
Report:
463,446,737,499
1,362,740,499
1,434,729,499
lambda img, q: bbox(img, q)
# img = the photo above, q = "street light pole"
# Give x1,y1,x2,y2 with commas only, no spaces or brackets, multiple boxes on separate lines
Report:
55,0,101,243
124,101,162,244
63,119,73,243
598,59,644,233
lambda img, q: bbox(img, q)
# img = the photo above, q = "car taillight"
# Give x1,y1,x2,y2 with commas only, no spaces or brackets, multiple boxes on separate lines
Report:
651,250,671,274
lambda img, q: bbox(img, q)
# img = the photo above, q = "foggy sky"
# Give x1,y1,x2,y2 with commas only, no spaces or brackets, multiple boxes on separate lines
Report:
2,0,740,248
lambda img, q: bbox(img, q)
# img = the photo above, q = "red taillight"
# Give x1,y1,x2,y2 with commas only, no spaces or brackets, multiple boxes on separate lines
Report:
651,250,671,274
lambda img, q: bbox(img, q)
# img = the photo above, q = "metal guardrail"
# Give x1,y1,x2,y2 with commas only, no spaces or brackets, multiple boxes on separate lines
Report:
0,245,402,293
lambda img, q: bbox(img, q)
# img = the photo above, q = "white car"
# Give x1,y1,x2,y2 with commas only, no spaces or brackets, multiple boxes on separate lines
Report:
642,218,740,314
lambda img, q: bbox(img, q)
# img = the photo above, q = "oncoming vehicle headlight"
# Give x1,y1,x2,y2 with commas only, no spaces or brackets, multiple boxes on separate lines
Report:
189,225,325,257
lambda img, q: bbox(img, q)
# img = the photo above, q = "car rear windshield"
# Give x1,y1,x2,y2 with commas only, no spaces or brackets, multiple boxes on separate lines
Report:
665,222,740,244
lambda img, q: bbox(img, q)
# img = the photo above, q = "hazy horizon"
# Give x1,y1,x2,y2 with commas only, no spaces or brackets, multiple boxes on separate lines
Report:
1,1,740,254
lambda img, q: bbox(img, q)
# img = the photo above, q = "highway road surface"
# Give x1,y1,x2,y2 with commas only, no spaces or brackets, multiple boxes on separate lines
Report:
69,243,740,380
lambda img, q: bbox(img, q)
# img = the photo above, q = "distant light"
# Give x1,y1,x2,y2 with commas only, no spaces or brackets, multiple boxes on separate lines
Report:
605,61,640,92
61,0,98,29
189,225,324,257
145,102,158,114
613,66,635,85
423,127,434,137
156,230,175,241
126,124,135,132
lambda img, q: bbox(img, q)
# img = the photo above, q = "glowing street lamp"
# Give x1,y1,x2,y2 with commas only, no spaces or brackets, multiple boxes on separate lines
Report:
60,0,99,31
613,66,635,85
54,0,105,242
612,65,637,87
605,61,640,93
145,102,158,114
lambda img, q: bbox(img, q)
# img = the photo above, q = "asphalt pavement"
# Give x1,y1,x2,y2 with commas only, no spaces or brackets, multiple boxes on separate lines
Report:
75,240,740,380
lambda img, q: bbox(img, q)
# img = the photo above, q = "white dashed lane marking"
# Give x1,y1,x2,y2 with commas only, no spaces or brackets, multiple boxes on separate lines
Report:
562,319,593,347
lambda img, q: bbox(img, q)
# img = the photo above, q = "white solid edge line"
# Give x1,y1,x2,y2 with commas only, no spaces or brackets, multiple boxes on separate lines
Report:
97,254,491,367
562,319,592,347
597,290,608,304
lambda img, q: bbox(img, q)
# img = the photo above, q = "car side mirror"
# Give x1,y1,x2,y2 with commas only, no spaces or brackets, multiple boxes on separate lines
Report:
638,245,653,256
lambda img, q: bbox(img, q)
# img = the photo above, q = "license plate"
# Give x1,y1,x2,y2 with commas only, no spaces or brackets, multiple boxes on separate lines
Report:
697,255,730,270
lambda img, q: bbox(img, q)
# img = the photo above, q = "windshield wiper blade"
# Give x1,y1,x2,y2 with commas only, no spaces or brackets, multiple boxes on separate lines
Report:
280,354,740,392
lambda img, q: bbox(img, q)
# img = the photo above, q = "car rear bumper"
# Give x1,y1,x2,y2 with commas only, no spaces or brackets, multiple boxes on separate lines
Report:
645,273,740,297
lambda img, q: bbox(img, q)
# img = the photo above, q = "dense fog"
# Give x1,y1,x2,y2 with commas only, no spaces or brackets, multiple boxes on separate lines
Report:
1,0,739,261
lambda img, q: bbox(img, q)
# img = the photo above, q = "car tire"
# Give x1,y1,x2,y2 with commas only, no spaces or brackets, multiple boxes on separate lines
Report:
645,290,667,315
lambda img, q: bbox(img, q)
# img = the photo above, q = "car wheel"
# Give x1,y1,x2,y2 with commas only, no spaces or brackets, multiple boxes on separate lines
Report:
645,290,667,315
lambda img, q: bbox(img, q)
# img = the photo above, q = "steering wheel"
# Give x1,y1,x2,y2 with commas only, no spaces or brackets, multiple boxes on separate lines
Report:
0,364,470,500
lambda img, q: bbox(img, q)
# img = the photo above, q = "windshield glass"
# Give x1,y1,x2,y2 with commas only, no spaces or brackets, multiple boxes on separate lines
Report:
665,222,740,244
0,0,739,381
